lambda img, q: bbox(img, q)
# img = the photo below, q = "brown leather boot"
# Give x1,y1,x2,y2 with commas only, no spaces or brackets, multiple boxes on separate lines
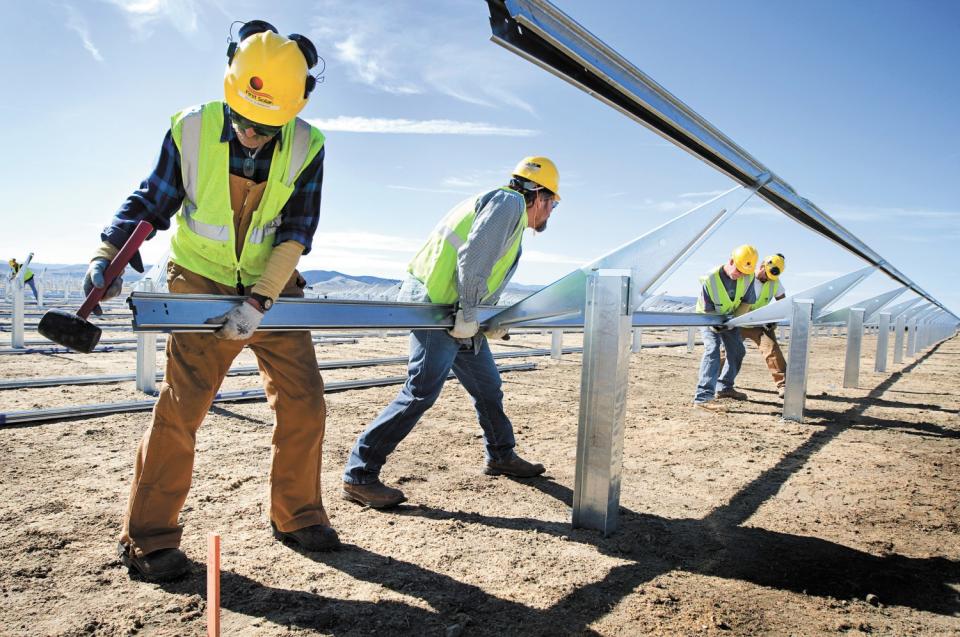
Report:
341,481,407,509
716,388,748,400
118,543,189,582
271,523,341,551
484,453,545,478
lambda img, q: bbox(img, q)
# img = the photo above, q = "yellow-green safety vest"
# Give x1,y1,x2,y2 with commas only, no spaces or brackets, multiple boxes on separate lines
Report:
695,266,753,314
169,101,325,288
408,188,527,304
752,279,781,310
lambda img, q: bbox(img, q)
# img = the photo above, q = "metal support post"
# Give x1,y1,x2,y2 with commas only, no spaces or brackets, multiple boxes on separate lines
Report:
778,325,785,341
135,280,157,394
551,329,563,360
782,299,813,423
686,326,695,353
842,308,866,389
874,312,890,373
893,315,905,364
631,327,642,353
907,318,918,357
573,272,632,536
11,278,25,348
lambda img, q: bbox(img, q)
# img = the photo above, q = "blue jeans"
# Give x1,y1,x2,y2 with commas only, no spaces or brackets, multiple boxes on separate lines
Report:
343,329,516,485
24,278,38,303
694,327,746,403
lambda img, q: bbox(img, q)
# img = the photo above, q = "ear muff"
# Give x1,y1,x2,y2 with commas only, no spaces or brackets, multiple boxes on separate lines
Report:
288,33,320,98
226,19,279,64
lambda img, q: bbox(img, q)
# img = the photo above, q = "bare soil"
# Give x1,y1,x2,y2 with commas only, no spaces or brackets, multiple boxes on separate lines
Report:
1,320,958,636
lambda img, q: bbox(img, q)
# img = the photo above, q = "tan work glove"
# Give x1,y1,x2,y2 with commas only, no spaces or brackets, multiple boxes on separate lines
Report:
205,300,264,340
448,309,479,339
484,327,510,341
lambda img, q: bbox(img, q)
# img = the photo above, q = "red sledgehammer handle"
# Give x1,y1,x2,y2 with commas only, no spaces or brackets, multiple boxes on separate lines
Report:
77,220,155,320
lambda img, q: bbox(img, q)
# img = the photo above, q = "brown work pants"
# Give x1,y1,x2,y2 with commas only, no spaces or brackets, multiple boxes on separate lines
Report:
739,326,786,389
120,262,328,557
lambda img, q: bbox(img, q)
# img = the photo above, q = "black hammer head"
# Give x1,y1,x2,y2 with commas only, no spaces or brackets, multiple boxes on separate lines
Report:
37,309,103,354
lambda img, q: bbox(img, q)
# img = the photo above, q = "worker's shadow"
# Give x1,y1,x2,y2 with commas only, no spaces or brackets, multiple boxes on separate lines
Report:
154,555,475,635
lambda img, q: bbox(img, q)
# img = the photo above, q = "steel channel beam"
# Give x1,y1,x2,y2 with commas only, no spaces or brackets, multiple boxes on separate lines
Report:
0,347,587,391
843,309,866,389
0,362,537,426
551,330,563,360
485,0,957,322
782,300,813,423
129,292,727,332
893,315,906,364
874,312,890,373
573,272,632,536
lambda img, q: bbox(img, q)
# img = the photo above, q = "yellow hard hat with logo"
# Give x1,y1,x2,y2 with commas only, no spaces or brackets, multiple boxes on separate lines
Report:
731,244,758,275
224,21,320,127
512,156,560,200
763,253,785,280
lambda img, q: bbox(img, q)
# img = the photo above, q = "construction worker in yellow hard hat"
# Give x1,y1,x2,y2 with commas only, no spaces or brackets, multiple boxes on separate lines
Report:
7,257,40,304
341,156,561,509
692,244,758,411
740,254,788,397
82,19,337,582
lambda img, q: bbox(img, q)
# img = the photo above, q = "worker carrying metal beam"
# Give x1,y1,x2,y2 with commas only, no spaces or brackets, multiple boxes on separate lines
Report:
82,19,337,582
739,254,788,398
341,157,561,508
693,244,758,411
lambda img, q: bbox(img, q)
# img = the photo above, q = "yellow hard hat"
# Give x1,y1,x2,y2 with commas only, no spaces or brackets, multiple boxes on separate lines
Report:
731,244,758,275
763,253,785,280
224,30,313,127
512,156,560,200
8,259,16,267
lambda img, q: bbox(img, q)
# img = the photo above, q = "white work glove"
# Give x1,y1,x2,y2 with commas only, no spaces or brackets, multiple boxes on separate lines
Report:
448,309,479,339
205,300,264,340
484,327,510,341
83,257,123,316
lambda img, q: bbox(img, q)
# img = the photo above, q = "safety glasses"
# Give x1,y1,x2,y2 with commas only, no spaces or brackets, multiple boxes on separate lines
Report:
229,110,282,137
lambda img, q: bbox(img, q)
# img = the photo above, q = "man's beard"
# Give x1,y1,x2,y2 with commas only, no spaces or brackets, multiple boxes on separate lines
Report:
534,220,548,232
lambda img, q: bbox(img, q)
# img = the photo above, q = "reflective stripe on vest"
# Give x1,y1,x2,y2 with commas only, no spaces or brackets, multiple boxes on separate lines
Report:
696,267,751,314
752,279,780,309
168,101,325,287
407,188,527,305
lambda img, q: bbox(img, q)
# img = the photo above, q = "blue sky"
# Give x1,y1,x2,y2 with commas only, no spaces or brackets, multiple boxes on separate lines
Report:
2,1,958,314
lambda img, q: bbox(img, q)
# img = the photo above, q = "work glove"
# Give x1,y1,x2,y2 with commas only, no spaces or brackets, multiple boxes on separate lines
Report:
484,327,510,341
448,309,479,339
710,324,732,333
205,300,264,340
83,257,123,316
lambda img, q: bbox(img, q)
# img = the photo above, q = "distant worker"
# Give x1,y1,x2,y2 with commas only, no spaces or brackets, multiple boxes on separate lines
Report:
7,258,40,305
83,20,337,582
693,244,758,410
342,157,561,508
740,254,788,398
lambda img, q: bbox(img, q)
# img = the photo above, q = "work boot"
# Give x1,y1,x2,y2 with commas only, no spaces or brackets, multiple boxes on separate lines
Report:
117,543,189,582
716,388,748,400
777,386,786,398
484,453,545,478
692,400,725,413
341,481,407,509
271,523,341,551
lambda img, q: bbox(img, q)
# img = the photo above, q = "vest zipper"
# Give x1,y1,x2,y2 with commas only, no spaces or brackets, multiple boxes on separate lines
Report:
236,271,244,296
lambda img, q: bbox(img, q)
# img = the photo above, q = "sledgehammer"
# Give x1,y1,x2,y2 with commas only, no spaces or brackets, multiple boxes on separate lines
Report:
38,220,154,353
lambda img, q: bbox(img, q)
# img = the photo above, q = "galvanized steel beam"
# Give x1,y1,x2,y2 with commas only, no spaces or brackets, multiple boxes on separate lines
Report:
782,300,813,422
485,0,956,321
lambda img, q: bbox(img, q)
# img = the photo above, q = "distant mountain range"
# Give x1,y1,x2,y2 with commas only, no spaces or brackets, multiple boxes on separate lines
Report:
2,263,550,305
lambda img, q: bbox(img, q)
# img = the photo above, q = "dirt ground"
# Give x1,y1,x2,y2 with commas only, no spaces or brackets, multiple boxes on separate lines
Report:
1,315,958,636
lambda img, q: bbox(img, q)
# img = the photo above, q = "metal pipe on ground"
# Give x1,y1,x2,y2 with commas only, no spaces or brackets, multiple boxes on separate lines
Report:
0,363,537,426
